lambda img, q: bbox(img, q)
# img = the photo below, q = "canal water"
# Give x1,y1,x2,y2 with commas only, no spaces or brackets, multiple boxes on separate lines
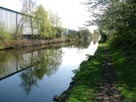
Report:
0,41,98,102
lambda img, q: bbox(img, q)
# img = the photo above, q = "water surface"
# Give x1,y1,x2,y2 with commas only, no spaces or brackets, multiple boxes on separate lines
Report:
0,41,98,102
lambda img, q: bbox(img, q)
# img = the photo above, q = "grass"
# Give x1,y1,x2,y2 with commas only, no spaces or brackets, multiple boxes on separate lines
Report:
109,47,136,101
59,43,136,102
59,44,107,102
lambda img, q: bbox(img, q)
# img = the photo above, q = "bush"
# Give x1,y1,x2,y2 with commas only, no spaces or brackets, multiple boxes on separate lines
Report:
99,31,107,43
0,30,12,42
0,24,12,41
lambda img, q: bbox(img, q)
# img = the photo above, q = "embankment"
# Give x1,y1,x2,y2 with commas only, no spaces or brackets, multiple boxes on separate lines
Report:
58,43,136,102
0,37,72,50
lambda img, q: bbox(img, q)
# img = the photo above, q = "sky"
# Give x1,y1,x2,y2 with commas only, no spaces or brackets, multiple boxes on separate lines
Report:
0,0,98,31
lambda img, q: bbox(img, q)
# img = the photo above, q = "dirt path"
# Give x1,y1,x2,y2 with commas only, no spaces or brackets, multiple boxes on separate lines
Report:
95,48,123,102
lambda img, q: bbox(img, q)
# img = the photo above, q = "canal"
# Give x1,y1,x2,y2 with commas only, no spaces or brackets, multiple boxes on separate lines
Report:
0,40,98,102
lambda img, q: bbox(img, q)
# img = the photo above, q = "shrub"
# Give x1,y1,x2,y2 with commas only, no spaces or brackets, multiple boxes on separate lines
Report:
0,24,12,41
99,31,108,43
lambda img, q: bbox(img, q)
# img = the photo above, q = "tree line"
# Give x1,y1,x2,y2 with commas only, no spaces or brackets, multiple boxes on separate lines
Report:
21,0,63,39
86,0,136,51
0,0,93,49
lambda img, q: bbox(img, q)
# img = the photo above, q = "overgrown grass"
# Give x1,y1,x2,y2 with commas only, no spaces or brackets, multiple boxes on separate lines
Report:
108,46,136,101
0,26,12,49
0,24,12,41
60,43,136,102
59,44,107,102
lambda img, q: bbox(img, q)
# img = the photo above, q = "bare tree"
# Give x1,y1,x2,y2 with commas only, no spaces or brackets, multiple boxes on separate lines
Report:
21,0,37,35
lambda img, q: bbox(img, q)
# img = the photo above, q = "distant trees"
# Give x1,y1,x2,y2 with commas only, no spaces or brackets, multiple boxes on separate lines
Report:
21,0,62,39
85,0,136,50
67,28,92,41
49,11,63,38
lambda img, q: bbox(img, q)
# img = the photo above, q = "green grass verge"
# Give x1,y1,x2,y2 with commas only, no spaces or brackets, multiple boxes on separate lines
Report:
61,44,107,102
60,43,136,102
109,46,136,101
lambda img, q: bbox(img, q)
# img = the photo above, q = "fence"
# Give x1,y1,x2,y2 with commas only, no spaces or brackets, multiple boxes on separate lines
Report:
0,6,38,35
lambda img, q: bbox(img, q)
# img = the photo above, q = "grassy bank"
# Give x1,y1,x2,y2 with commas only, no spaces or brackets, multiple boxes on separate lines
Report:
59,43,136,102
0,37,72,50
58,43,107,102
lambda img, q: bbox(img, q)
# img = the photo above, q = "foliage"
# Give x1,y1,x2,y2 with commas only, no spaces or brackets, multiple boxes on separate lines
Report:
67,29,92,41
99,0,136,50
81,29,91,41
21,1,63,39
107,45,136,101
48,11,63,38
0,24,12,42
60,44,106,102
13,23,23,40
34,5,54,38
60,43,136,102
55,27,63,38
99,30,107,42
21,0,37,35
84,0,110,26
21,0,37,15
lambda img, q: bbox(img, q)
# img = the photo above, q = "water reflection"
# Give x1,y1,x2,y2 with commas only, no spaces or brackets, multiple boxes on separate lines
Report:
19,48,63,95
0,34,99,101
0,47,63,80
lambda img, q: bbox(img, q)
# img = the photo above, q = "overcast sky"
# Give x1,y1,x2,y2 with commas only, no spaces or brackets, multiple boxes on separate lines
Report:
0,0,97,31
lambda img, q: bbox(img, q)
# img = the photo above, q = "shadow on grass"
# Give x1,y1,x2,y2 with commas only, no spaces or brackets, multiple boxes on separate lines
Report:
59,44,136,102
110,48,136,102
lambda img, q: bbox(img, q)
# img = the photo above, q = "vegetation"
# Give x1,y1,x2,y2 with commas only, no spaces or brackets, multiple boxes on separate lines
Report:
0,0,93,50
34,5,54,38
21,0,37,35
0,25,12,42
67,29,92,41
49,11,63,38
59,43,136,102
109,45,136,101
98,2,136,100
0,46,63,95
85,0,136,50
99,0,136,50
59,0,136,101
1,0,136,101
21,0,63,39
59,44,107,102
0,24,12,49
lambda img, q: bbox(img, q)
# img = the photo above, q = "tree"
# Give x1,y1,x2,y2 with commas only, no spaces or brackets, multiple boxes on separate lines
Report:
84,0,110,26
35,5,54,38
85,0,136,49
99,0,136,49
21,0,37,35
48,11,63,38
21,0,37,15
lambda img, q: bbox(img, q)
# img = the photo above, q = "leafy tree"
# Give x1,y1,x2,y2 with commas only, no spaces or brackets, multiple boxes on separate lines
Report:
34,5,54,38
84,0,110,26
99,0,136,49
85,0,136,49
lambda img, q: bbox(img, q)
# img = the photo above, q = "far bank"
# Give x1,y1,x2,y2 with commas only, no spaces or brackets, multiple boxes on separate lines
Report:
0,37,73,50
